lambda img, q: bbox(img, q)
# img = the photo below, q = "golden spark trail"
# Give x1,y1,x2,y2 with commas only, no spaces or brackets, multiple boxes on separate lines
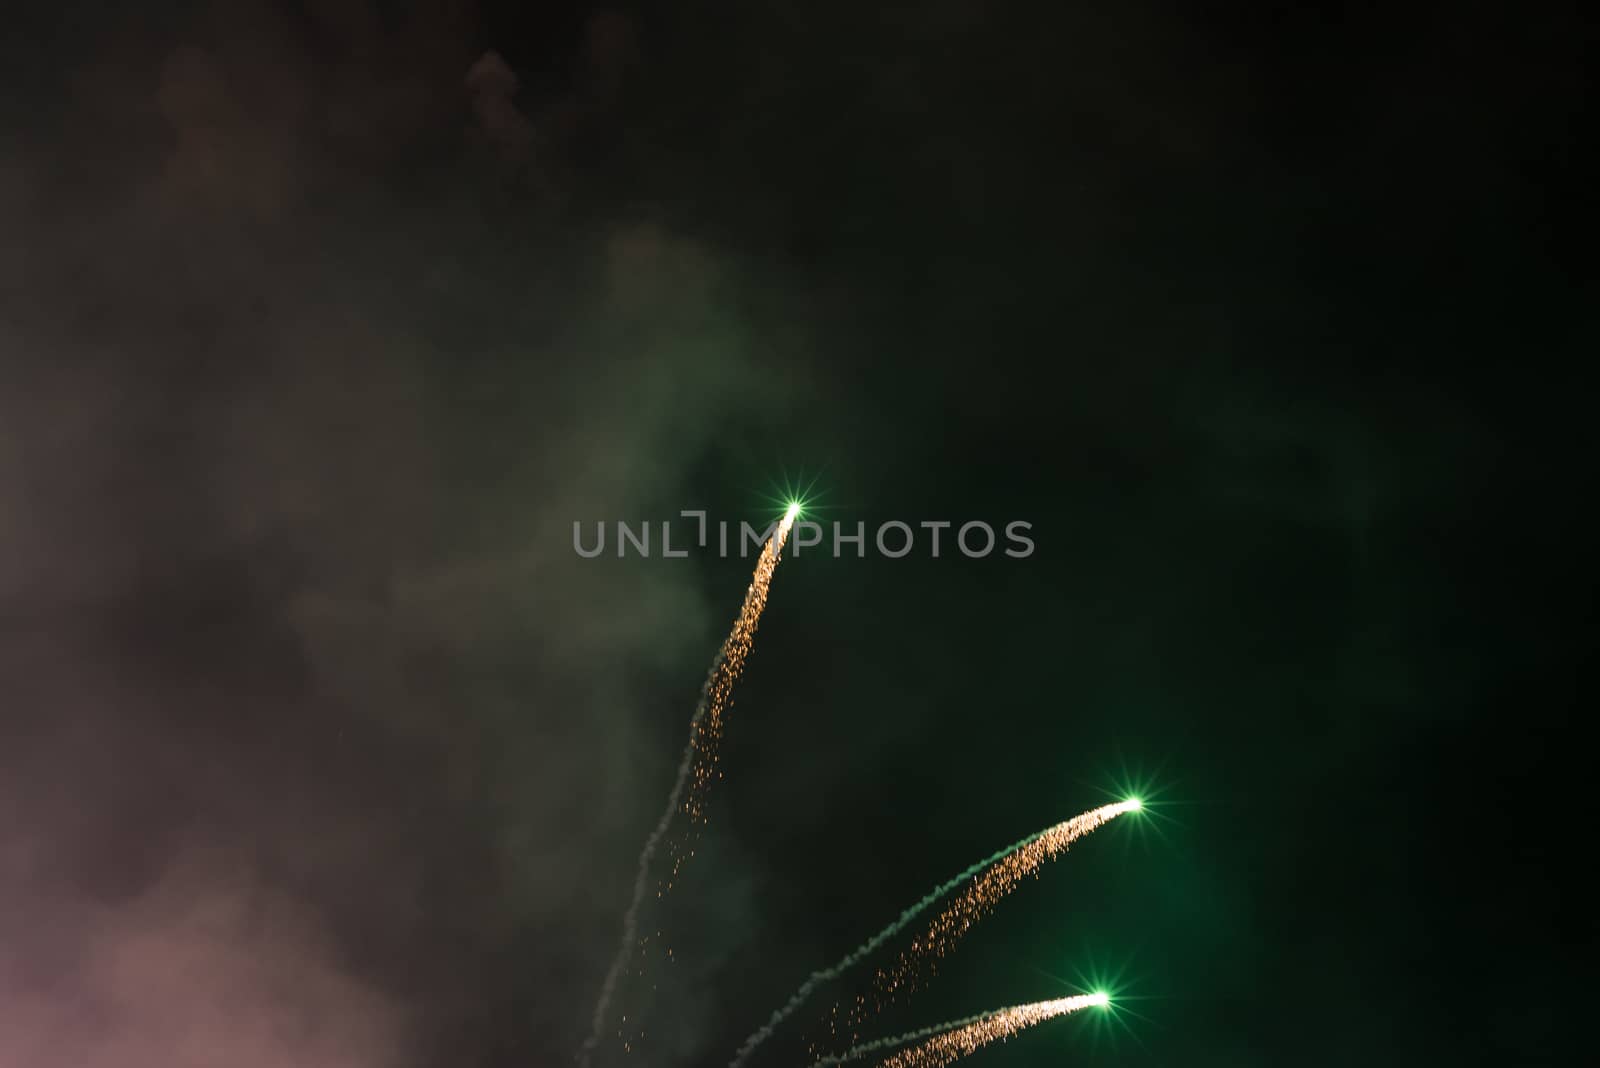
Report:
728,800,1135,1067
581,508,799,1067
842,799,1138,1032
810,994,1106,1068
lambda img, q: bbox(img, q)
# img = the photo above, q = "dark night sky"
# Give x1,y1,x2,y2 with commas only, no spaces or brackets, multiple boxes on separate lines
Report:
1,2,1590,1066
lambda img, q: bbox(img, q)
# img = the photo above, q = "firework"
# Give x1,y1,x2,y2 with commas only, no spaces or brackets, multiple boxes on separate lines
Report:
810,994,1108,1068
581,505,800,1066
728,799,1136,1066
847,799,1139,1028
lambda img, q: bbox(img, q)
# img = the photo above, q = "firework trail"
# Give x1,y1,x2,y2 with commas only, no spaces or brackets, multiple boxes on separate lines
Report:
807,994,1107,1068
728,799,1136,1067
581,507,800,1066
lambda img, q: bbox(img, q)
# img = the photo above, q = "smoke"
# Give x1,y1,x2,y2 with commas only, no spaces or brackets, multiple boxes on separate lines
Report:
1,821,406,1068
1,4,808,1065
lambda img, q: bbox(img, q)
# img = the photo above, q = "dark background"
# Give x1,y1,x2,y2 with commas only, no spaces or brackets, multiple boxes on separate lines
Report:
1,2,1590,1066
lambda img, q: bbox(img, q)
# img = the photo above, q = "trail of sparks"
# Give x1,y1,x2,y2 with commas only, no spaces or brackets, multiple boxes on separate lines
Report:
840,799,1138,1035
728,800,1135,1067
809,995,1106,1068
581,510,799,1067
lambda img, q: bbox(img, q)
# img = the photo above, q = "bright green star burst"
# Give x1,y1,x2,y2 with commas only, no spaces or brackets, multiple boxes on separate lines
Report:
759,468,827,525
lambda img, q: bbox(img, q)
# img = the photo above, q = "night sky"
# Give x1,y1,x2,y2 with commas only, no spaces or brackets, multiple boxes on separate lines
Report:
2,2,1590,1066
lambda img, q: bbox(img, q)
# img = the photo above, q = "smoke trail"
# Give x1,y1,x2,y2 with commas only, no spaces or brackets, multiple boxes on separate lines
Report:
728,800,1135,1067
808,994,1106,1068
581,508,799,1066
841,798,1140,1032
